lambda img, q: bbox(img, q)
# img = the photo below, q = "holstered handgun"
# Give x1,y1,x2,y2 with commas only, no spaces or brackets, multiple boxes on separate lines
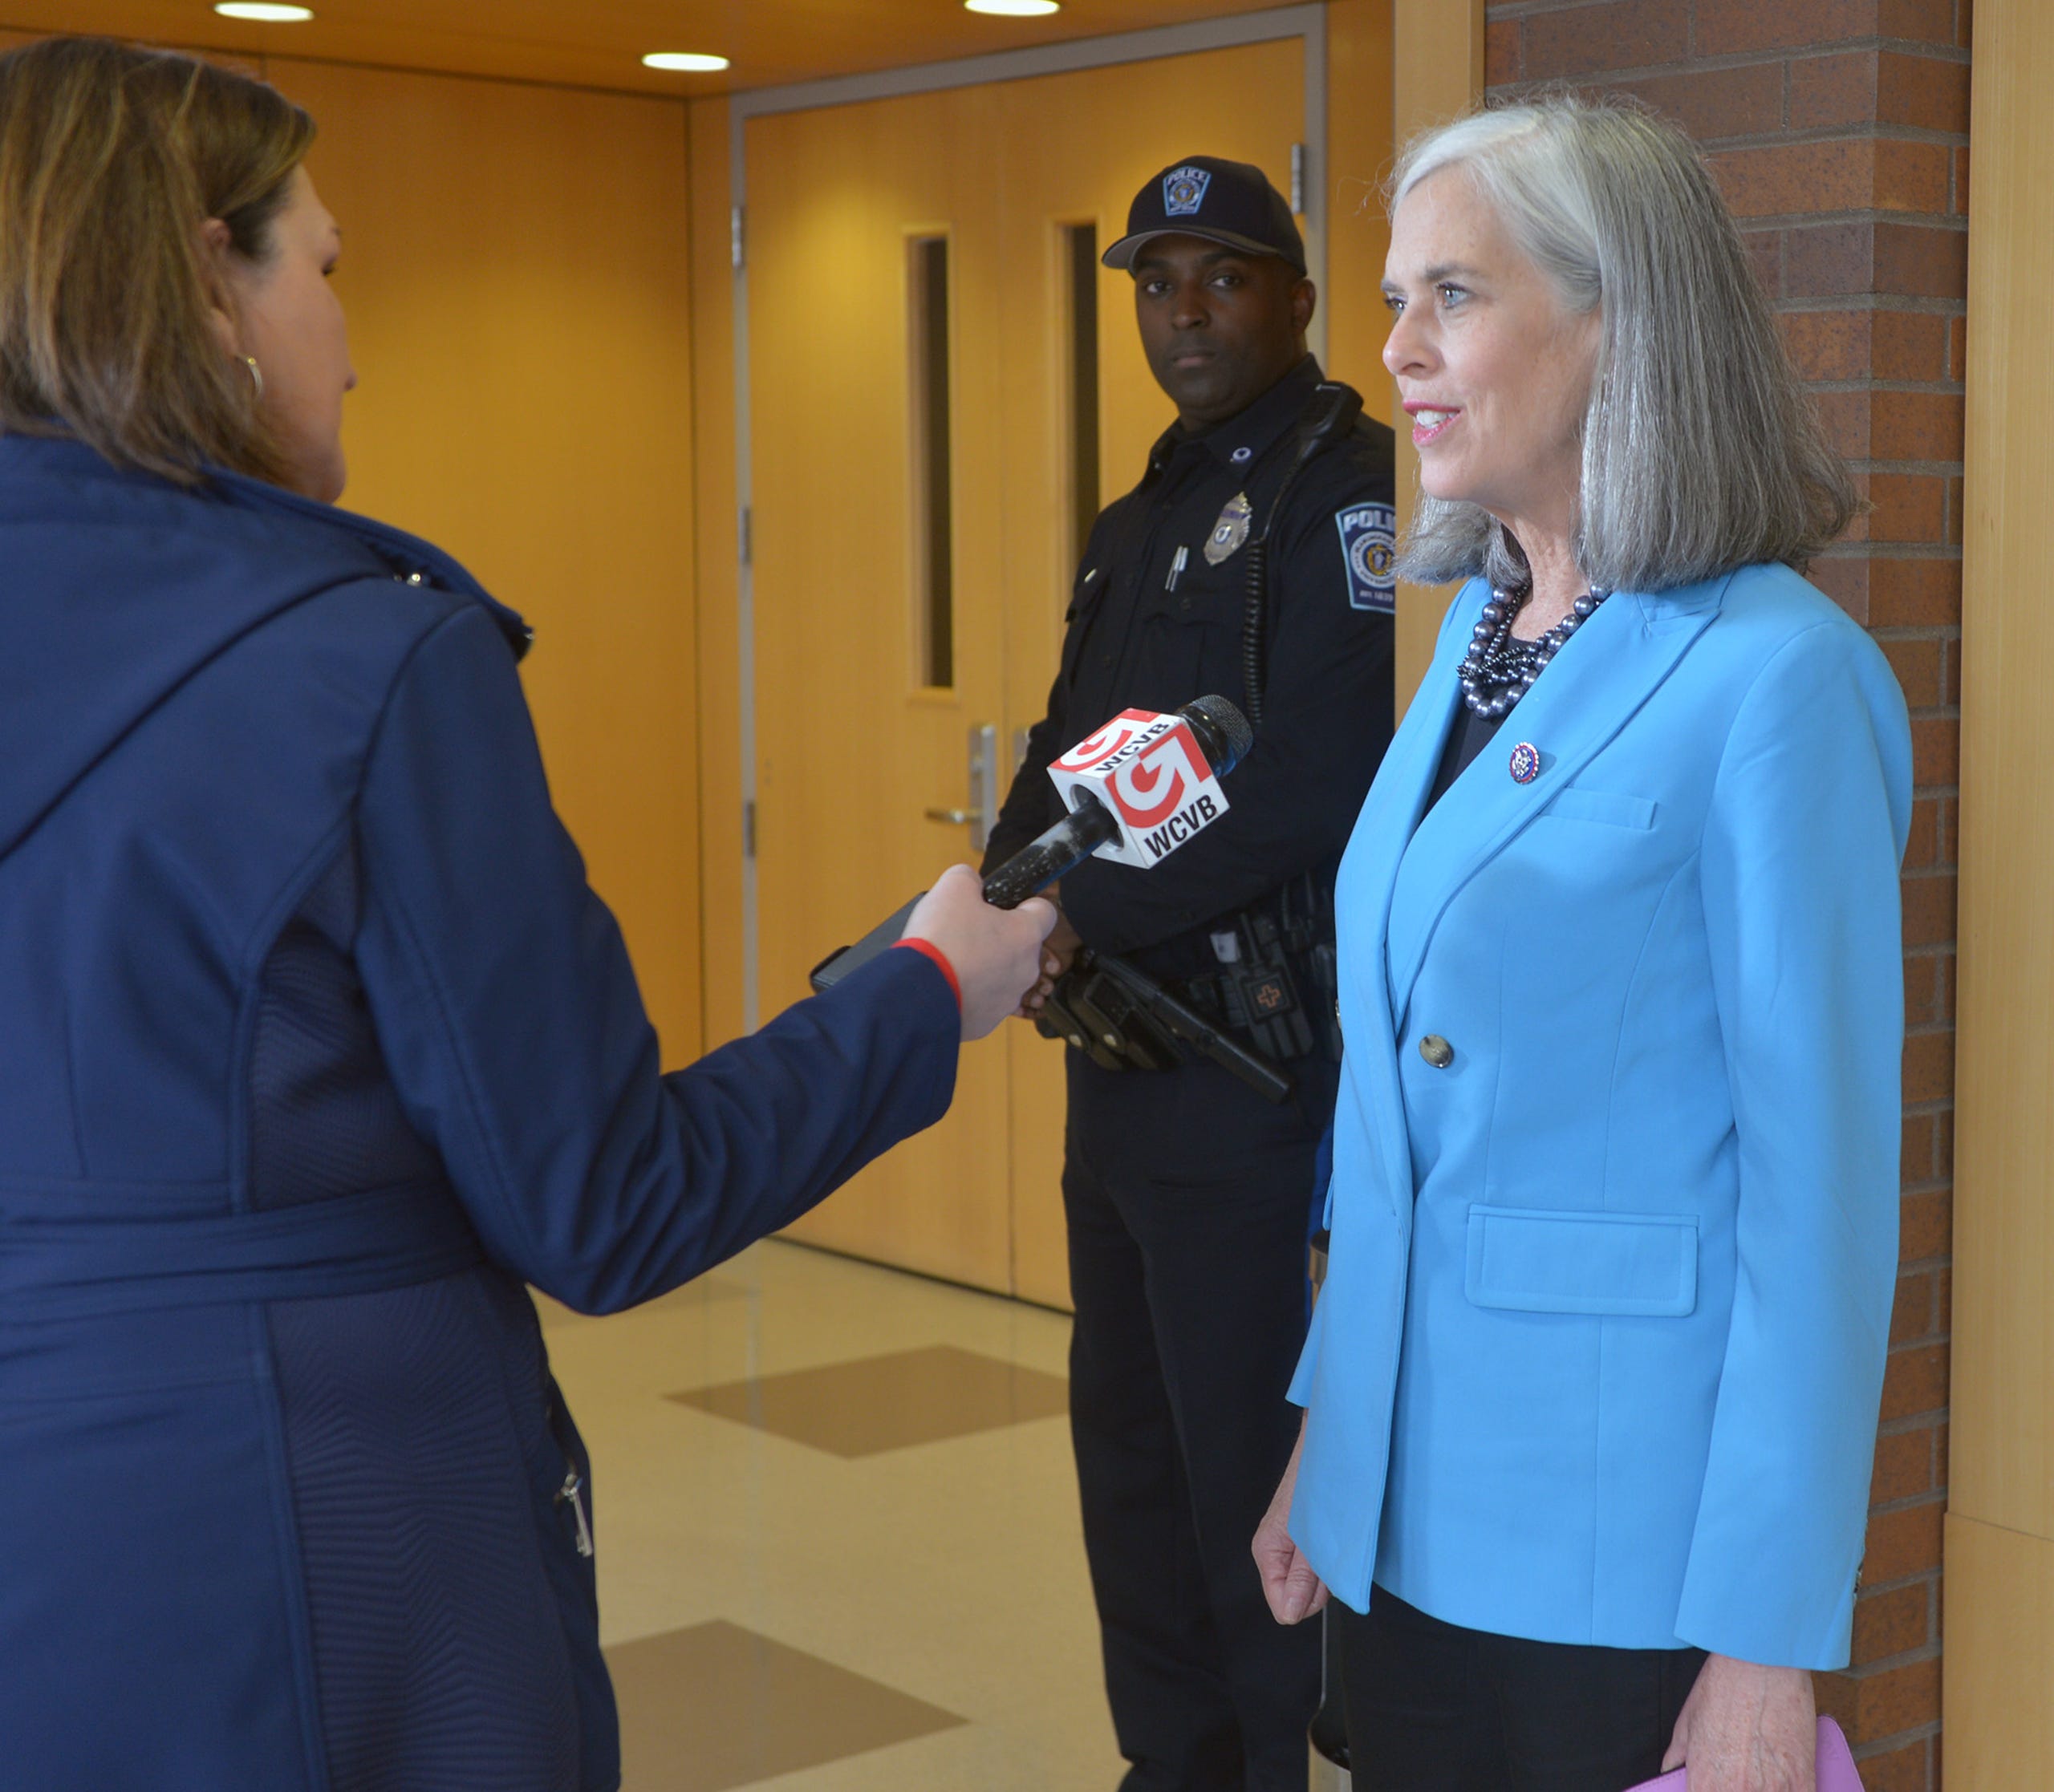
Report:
1036,955,1180,1073
1037,948,1294,1104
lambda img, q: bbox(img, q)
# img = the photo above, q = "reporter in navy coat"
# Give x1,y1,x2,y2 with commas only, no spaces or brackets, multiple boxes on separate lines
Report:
1249,100,1913,1792
0,39,1053,1791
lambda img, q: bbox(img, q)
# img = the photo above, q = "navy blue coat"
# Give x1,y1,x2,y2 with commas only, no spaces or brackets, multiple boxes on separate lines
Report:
0,436,960,1790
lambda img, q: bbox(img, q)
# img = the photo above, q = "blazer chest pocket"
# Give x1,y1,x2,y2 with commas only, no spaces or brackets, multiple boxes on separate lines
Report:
1542,787,1658,830
1465,1206,1698,1317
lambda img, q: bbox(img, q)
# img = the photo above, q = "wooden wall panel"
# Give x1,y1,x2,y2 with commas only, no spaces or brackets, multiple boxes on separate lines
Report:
1390,0,1485,712
689,97,747,1053
1325,0,1397,428
1947,0,2054,1778
1950,0,2054,1537
1944,1516,2054,1786
266,59,703,1066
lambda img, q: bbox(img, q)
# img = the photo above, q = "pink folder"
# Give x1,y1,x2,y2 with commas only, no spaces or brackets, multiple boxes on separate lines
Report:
1624,1715,1862,1791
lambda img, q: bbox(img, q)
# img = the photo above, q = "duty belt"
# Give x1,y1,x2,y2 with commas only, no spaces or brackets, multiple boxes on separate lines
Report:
1039,949,1295,1102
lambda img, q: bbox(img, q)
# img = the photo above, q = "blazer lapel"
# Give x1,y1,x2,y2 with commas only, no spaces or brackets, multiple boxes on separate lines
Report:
1337,586,1473,1218
1385,573,1732,1030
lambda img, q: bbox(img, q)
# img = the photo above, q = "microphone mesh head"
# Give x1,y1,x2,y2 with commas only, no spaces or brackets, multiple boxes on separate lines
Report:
1182,695,1254,774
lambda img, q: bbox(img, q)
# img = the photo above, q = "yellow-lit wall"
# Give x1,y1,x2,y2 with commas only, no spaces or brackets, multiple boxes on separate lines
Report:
2,31,708,1058
1387,0,1485,709
689,99,748,1054
263,60,704,1065
1325,0,1397,425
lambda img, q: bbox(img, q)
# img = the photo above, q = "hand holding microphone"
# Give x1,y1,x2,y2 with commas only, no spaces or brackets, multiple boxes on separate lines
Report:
900,867,1057,1041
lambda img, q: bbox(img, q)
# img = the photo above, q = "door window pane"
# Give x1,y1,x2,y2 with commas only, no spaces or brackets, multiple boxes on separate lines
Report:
910,234,953,689
1066,222,1100,566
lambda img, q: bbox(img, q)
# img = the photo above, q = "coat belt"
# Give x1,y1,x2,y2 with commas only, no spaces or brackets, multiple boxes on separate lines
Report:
0,1180,487,1320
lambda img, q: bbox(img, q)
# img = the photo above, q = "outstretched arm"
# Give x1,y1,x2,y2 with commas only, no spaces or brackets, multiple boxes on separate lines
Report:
353,604,1044,1316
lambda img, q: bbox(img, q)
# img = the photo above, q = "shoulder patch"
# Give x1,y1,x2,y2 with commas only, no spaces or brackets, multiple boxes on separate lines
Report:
1336,503,1397,614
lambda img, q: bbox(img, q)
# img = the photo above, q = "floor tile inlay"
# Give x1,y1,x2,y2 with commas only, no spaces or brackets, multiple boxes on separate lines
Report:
666,1344,1070,1457
605,1619,965,1791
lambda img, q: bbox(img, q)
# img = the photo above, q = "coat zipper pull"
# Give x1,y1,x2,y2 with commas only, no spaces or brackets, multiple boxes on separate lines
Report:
555,1467,595,1558
1165,545,1189,592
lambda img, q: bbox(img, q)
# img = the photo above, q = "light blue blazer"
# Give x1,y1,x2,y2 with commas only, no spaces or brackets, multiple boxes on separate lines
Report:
1287,563,1911,1670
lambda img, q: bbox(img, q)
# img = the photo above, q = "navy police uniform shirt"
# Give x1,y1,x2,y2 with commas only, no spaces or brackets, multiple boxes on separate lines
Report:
985,355,1398,981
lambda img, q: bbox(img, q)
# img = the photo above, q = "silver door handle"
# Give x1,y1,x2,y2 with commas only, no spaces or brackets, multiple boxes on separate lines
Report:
921,724,1000,853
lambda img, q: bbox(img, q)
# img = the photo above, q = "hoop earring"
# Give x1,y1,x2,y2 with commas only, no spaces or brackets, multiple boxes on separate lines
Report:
243,355,264,399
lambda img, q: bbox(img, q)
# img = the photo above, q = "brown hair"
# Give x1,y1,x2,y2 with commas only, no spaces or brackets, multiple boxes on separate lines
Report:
0,36,316,485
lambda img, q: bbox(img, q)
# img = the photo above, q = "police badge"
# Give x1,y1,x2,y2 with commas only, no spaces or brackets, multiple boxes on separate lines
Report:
1163,165,1212,217
1204,491,1253,565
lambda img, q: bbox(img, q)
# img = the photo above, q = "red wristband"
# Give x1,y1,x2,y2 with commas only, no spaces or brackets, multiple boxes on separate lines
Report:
892,937,961,1010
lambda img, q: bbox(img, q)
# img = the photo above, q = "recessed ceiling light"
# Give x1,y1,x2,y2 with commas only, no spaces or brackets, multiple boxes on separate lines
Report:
641,51,730,72
213,3,315,19
965,0,1062,14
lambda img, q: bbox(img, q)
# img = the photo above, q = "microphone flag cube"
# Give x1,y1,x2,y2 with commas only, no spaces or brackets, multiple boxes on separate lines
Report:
1047,707,1230,869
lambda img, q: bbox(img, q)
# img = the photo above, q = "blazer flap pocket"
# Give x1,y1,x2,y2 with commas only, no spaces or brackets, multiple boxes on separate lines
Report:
1465,1206,1698,1316
1544,787,1658,830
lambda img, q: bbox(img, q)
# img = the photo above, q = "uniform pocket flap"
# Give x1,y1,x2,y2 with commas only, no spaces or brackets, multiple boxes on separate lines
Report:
1545,787,1658,830
1464,1206,1698,1317
1140,574,1238,626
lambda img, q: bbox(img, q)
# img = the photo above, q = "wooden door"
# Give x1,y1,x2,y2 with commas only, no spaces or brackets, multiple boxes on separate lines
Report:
988,41,1309,1307
748,89,1014,1290
746,42,1305,1300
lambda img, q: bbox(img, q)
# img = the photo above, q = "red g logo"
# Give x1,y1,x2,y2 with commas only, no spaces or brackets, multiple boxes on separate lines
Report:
1107,724,1208,829
1053,708,1154,774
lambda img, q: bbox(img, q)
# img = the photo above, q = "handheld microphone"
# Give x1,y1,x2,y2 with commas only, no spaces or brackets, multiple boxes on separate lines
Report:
980,695,1252,909
809,695,1253,991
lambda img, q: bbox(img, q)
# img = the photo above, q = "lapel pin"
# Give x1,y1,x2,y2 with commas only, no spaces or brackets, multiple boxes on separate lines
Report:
1508,742,1541,785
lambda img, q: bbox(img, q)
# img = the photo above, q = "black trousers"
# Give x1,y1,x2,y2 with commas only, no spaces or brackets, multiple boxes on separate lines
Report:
1062,1050,1335,1792
1333,1590,1708,1792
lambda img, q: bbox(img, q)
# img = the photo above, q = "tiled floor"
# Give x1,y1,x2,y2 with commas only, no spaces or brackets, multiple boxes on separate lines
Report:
605,1620,964,1791
534,1239,1123,1790
668,1344,1072,1458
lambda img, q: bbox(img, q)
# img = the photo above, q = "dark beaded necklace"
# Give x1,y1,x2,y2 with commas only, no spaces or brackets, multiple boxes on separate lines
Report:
1457,585,1611,719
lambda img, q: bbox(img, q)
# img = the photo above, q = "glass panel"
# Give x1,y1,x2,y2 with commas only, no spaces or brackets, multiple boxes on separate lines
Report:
909,234,953,689
1066,222,1101,566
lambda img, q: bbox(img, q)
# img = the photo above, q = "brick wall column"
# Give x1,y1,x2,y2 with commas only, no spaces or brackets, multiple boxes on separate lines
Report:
1481,6,1969,1787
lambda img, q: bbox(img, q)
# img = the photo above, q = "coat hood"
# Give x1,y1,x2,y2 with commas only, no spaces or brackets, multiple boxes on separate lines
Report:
0,434,528,863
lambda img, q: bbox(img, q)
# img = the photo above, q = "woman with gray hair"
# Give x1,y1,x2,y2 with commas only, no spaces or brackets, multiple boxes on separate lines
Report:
1249,98,1909,1790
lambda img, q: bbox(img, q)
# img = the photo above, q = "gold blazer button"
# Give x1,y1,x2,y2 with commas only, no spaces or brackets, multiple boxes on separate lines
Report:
1419,1034,1455,1069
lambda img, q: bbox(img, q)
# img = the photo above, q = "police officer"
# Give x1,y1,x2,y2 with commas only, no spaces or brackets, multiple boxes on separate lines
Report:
984,157,1396,1790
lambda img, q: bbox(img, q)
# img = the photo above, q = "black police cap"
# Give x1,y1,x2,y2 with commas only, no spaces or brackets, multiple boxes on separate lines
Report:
1102,156,1306,274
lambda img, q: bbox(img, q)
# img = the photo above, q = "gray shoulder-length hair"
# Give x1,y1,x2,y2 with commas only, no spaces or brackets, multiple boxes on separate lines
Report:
1391,96,1858,594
